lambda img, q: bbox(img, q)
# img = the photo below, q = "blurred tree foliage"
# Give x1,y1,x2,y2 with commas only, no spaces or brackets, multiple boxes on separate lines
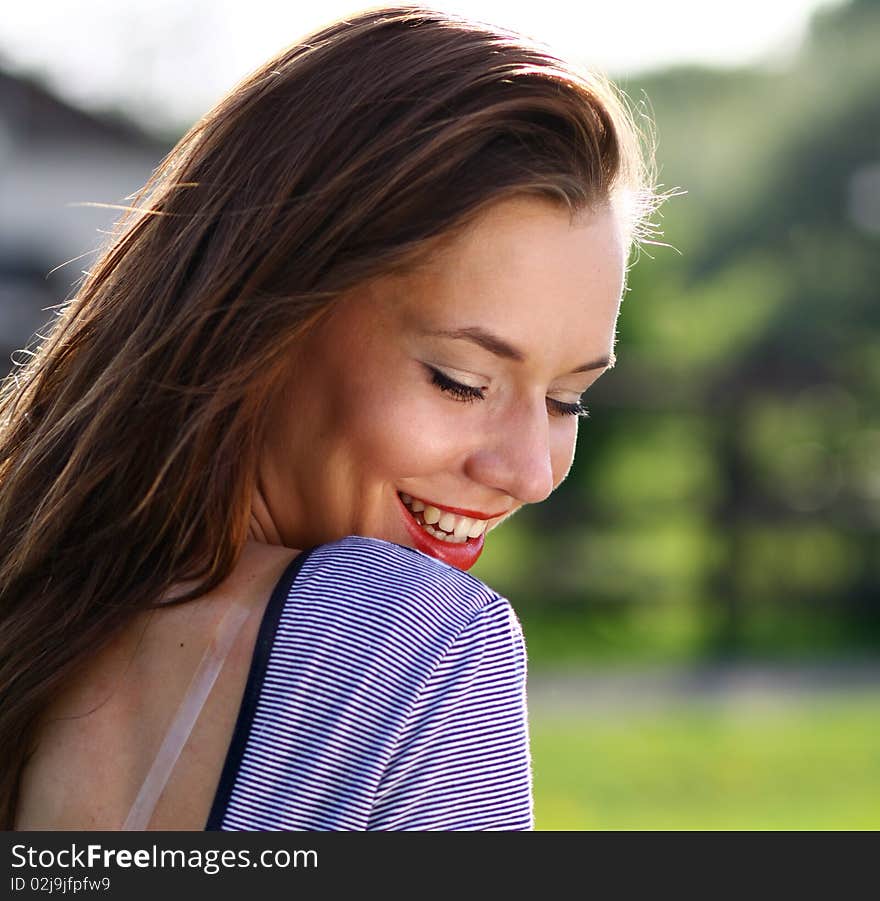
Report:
473,0,880,662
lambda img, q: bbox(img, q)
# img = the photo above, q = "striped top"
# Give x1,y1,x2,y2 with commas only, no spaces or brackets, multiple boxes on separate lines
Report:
204,535,534,830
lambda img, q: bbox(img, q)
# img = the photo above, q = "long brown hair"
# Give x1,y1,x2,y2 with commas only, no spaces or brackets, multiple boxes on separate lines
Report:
0,5,663,826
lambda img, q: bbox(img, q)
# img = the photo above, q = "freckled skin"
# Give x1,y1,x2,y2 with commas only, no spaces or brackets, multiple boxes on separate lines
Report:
252,196,627,559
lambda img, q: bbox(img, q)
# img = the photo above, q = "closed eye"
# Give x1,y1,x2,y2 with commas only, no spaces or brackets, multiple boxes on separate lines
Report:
548,398,590,418
427,365,485,402
426,365,589,418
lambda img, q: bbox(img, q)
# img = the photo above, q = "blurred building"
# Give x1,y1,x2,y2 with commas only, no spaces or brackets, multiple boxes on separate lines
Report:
0,69,168,372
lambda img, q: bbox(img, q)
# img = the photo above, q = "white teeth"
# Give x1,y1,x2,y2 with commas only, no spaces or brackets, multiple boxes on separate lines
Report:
423,524,464,543
467,519,487,539
438,511,456,533
400,494,488,544
423,505,441,524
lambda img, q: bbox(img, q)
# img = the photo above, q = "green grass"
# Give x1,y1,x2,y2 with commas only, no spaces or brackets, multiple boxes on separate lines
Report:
531,694,880,830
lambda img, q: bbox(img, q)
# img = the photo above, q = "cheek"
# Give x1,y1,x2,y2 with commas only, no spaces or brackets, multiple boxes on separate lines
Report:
550,419,579,487
341,374,465,476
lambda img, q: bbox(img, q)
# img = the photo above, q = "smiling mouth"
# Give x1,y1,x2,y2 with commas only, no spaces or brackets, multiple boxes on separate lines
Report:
397,492,496,544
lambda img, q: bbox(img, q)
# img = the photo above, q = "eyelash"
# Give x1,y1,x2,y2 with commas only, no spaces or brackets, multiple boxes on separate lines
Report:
427,366,590,418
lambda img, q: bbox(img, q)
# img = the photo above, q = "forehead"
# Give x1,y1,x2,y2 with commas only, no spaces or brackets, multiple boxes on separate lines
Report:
380,196,627,354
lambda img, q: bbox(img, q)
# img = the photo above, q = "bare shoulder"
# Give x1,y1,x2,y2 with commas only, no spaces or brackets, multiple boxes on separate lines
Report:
15,541,301,831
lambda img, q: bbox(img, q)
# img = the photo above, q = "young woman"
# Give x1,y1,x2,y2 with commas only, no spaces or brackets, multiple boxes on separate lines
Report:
1,5,662,830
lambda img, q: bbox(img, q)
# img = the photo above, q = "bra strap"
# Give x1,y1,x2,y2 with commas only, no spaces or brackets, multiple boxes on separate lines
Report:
122,601,253,830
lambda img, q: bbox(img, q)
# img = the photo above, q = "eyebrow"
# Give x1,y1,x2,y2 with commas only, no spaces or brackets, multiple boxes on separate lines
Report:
422,326,615,373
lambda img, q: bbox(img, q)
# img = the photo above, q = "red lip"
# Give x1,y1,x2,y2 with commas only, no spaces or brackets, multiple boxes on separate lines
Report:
396,493,486,571
401,493,508,521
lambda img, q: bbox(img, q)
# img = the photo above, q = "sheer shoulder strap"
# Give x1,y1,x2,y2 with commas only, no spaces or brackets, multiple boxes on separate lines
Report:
122,600,253,830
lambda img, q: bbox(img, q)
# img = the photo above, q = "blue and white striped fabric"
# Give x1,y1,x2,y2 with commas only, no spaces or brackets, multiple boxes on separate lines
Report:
205,535,534,831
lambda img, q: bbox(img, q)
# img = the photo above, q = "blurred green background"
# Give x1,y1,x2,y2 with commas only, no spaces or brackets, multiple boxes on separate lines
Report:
469,0,880,829
2,0,878,830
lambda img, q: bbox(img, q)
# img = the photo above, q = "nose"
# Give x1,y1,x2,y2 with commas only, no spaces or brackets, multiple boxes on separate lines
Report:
465,398,557,505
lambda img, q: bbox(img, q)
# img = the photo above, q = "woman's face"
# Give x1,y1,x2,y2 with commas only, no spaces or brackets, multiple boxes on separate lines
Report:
254,196,627,569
